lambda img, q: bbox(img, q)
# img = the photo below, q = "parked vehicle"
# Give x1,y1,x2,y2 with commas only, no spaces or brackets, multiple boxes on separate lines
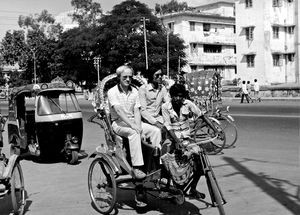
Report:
7,78,83,164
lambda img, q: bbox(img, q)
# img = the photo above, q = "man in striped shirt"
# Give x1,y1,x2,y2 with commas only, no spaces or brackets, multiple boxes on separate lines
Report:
162,83,205,200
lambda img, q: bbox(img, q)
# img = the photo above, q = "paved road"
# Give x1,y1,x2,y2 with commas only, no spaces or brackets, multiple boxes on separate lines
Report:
0,99,299,215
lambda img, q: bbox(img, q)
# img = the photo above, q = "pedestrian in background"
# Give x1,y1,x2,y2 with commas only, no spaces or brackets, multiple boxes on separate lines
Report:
240,81,249,103
253,79,261,102
246,81,253,103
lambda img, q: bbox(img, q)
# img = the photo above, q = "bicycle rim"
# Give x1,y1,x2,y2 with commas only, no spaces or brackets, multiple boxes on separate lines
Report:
218,116,238,148
11,162,26,215
88,158,117,214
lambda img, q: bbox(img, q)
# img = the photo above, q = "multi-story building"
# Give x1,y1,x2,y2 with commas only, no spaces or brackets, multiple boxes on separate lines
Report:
159,1,236,81
236,0,299,84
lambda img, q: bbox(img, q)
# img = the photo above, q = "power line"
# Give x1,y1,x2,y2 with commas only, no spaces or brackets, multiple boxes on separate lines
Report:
0,10,31,14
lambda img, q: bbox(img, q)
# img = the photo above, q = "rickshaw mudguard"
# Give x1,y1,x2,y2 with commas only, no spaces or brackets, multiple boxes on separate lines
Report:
89,151,122,175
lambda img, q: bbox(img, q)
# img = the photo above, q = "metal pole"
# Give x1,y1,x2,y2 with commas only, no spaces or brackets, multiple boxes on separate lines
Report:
33,51,36,84
167,31,169,78
178,56,181,73
142,17,149,70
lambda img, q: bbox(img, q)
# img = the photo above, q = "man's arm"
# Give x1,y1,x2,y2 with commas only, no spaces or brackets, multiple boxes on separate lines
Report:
138,86,158,125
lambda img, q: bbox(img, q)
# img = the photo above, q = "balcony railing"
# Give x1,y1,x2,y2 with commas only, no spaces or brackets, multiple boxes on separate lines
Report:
187,53,236,65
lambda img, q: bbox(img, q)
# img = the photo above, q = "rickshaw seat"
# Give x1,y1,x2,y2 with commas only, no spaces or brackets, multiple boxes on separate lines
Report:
25,110,35,139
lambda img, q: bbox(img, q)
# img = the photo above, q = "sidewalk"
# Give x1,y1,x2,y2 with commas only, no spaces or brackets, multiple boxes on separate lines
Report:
222,96,300,102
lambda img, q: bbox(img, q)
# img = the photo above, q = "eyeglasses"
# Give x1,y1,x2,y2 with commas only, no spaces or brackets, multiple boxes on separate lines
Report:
154,73,162,78
122,75,133,80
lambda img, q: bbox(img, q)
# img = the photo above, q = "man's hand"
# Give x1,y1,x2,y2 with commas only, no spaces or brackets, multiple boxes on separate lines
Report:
131,123,142,134
154,121,165,129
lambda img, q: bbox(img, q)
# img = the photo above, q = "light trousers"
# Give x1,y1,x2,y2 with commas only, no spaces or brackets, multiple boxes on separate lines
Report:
112,120,161,166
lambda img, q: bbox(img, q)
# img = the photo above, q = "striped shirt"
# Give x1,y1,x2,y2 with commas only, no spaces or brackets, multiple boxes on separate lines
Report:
107,85,140,122
162,99,202,139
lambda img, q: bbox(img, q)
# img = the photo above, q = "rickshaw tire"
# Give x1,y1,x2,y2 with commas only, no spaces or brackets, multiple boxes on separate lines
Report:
11,162,26,215
88,157,117,214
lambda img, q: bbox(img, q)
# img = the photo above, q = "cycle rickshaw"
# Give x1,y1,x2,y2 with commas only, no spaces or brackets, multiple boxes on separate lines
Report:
7,77,83,164
186,70,237,151
88,74,226,214
0,115,26,215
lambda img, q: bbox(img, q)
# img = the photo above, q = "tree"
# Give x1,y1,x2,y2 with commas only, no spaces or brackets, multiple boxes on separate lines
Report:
155,0,190,15
70,0,102,27
0,10,63,86
95,0,186,77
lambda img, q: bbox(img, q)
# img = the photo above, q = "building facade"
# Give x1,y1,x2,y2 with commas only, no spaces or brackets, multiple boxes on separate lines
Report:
159,2,236,81
236,0,299,84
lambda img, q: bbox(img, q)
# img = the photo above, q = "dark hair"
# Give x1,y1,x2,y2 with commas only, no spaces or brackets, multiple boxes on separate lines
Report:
169,83,187,98
254,79,257,82
242,81,246,84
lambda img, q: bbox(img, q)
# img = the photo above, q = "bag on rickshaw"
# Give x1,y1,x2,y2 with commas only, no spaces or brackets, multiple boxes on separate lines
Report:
161,151,194,186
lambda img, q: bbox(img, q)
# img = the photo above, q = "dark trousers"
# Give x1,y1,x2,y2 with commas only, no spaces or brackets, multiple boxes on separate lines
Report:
241,93,250,103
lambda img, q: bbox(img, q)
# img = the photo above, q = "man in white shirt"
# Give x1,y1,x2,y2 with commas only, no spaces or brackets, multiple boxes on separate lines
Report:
253,79,261,102
107,65,161,180
240,81,250,103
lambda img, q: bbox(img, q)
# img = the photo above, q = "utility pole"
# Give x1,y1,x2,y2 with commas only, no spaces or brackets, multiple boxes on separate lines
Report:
178,56,181,73
167,30,170,78
141,17,149,70
32,50,37,84
93,56,101,85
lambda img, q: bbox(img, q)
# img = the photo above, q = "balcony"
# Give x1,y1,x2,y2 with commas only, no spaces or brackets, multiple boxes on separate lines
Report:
187,53,236,65
182,32,236,45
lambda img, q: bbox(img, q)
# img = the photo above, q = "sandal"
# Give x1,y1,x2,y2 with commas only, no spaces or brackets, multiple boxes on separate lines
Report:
188,189,206,200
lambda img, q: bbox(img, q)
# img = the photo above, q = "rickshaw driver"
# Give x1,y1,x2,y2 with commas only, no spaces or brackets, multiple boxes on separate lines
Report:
107,65,162,180
162,83,206,200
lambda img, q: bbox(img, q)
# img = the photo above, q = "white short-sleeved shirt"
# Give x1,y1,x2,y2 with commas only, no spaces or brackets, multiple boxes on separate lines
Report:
107,85,141,122
254,82,260,92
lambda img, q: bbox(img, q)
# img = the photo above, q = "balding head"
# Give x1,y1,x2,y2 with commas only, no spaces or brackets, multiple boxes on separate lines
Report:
116,65,133,77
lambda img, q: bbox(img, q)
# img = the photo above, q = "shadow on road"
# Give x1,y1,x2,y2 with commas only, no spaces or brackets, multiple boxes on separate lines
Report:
223,156,300,215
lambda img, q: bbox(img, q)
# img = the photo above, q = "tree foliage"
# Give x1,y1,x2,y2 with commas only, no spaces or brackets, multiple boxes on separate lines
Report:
95,0,186,77
0,10,63,86
70,0,102,27
155,0,190,15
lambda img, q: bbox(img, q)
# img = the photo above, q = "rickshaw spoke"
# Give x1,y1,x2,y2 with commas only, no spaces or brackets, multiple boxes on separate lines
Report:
88,158,117,214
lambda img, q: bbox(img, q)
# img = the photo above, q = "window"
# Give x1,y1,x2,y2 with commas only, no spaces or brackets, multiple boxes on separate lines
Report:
246,55,255,67
190,65,197,72
203,44,222,53
272,26,279,38
245,27,254,40
273,54,282,66
273,0,282,7
203,23,210,32
286,53,295,62
190,21,195,31
168,22,174,32
245,0,253,8
286,26,294,34
190,43,197,54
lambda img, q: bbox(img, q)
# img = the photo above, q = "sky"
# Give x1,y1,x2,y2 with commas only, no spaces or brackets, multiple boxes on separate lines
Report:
0,0,221,40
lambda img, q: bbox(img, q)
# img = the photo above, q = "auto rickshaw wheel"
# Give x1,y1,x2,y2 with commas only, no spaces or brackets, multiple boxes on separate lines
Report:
65,150,78,164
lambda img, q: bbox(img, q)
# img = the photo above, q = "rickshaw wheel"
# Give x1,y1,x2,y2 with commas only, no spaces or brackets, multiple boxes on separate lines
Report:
88,157,117,214
11,162,26,215
10,145,20,156
66,151,78,164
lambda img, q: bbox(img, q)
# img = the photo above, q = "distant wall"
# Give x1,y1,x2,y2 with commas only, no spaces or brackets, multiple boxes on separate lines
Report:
222,84,300,97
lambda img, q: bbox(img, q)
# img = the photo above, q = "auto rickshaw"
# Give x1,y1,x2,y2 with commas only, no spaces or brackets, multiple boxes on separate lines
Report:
7,77,83,164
